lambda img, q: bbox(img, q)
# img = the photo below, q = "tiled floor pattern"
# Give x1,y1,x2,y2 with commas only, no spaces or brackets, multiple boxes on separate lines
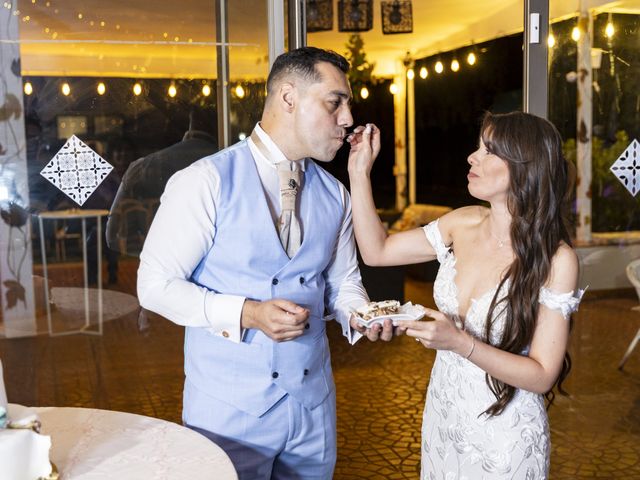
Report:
1,258,639,478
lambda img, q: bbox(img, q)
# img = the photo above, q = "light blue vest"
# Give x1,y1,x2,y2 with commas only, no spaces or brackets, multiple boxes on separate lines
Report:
185,141,344,417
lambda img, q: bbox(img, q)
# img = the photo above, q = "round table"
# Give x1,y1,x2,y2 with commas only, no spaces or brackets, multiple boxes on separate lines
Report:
35,406,237,479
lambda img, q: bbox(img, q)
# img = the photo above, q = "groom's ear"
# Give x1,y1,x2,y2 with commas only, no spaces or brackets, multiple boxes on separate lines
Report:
279,82,296,112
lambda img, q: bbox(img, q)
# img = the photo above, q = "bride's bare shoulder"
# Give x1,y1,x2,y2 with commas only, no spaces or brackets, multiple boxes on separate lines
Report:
438,205,488,243
440,205,488,228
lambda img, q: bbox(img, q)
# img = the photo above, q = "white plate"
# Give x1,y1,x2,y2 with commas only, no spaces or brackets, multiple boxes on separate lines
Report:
354,302,427,327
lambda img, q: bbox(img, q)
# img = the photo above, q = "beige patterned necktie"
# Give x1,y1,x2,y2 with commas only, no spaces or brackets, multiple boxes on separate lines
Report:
250,130,303,258
276,161,302,258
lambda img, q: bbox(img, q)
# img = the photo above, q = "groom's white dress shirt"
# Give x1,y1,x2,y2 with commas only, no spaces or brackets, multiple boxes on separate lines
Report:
137,123,367,343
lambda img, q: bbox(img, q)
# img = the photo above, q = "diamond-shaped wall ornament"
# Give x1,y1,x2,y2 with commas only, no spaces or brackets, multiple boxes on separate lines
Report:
610,139,640,196
40,135,113,206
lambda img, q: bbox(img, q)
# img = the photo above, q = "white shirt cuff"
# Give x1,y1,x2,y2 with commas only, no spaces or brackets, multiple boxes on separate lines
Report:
334,301,367,345
204,294,246,343
348,322,363,344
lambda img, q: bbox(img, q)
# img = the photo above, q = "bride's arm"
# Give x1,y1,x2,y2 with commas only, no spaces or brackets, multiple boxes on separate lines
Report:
398,244,579,394
347,124,438,267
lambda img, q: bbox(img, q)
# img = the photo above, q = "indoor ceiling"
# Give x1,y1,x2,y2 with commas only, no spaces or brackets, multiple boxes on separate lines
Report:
9,0,636,79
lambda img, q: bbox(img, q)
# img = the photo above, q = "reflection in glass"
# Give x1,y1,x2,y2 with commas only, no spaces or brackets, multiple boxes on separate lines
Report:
550,12,640,233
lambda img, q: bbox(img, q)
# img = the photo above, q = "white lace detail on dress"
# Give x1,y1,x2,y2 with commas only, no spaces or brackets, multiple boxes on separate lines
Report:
423,219,451,264
539,287,585,320
422,219,462,330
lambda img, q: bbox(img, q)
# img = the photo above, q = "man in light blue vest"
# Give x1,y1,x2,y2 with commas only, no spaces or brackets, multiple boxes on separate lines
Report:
137,47,393,479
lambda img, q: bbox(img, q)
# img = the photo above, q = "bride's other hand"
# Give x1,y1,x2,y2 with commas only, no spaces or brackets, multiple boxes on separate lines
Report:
395,308,472,354
347,123,381,176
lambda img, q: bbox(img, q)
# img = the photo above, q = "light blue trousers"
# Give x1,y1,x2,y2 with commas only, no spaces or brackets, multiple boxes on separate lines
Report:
183,380,337,480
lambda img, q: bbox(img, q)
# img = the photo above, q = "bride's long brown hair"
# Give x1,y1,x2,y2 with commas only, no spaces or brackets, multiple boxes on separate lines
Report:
480,111,573,416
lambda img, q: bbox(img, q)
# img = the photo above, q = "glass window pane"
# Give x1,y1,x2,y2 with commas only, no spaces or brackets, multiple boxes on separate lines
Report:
0,1,234,423
548,4,640,282
228,0,269,143
550,8,640,235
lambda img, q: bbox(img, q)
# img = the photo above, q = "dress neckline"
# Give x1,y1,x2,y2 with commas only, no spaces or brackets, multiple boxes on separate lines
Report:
447,250,503,320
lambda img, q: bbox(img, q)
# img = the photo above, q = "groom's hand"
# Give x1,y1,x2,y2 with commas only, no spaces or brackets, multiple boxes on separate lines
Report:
350,317,394,342
241,299,309,342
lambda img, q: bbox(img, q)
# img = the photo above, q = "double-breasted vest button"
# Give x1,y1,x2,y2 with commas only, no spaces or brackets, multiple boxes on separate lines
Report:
221,331,229,338
272,372,279,379
305,323,310,330
299,277,305,284
303,369,309,376
272,278,279,285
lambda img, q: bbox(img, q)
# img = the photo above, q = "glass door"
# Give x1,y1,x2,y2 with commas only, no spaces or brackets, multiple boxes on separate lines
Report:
0,0,271,415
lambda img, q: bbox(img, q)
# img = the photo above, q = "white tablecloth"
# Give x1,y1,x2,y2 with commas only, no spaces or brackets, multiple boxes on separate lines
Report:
35,406,237,479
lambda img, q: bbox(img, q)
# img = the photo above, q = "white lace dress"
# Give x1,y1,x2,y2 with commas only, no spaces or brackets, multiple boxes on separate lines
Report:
421,220,583,480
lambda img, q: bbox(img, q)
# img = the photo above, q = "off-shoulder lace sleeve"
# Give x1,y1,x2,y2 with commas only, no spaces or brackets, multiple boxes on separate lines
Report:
539,287,587,320
422,219,450,264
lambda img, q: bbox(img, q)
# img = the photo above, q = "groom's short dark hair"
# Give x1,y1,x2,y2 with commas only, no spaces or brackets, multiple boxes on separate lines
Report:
266,47,350,96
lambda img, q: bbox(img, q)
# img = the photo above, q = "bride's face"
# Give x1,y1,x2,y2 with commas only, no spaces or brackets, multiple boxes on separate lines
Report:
466,138,510,202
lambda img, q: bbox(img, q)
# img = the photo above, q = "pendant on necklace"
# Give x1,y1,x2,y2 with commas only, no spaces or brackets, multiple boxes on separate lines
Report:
490,229,506,248
489,223,508,248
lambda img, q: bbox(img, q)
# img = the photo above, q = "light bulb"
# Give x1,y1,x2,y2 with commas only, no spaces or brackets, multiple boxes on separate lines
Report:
467,52,476,66
389,83,398,95
61,82,70,96
133,83,142,96
451,59,460,72
571,26,581,42
435,61,444,74
419,66,428,79
234,85,245,99
168,84,177,98
406,68,415,80
23,81,33,95
202,84,211,96
360,86,369,99
97,82,106,95
605,22,614,39
547,34,556,48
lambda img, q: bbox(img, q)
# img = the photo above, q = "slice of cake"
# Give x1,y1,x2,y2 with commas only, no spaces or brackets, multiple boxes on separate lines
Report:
355,300,401,321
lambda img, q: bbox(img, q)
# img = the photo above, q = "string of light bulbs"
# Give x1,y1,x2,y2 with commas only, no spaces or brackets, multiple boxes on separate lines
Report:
21,79,254,99
18,12,621,101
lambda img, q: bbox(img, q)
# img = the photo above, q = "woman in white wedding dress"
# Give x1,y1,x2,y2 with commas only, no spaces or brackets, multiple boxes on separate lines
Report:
347,112,583,479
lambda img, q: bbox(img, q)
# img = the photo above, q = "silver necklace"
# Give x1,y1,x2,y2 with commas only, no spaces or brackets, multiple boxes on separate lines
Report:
489,226,509,248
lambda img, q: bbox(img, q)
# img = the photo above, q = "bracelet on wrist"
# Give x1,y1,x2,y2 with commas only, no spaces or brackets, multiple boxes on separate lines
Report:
464,335,476,359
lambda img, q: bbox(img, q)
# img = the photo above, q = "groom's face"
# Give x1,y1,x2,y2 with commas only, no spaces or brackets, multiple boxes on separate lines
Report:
292,62,354,163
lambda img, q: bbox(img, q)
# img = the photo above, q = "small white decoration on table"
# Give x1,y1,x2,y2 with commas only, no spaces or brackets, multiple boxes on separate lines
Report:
40,135,113,206
1,404,53,480
0,359,7,414
610,139,640,196
0,360,7,428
